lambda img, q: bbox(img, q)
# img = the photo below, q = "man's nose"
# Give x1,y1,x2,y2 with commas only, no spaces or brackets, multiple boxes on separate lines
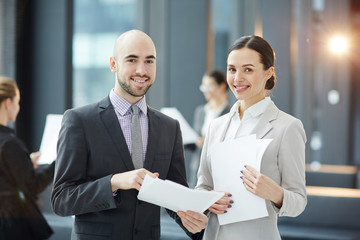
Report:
136,62,147,75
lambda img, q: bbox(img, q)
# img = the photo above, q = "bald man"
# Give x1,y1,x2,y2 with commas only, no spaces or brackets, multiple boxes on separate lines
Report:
51,30,207,240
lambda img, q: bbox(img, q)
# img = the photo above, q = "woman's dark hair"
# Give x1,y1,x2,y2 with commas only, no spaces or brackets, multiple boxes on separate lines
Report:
204,70,229,91
228,35,276,90
0,76,18,104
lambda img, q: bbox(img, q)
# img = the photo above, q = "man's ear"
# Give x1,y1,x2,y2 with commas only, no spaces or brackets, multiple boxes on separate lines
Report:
2,98,11,110
110,57,117,73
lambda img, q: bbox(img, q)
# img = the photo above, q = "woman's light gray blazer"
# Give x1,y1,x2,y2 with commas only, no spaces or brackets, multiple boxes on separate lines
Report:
195,101,307,240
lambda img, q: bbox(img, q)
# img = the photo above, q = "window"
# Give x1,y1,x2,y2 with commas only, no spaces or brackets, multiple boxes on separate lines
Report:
211,0,233,72
0,0,15,78
72,0,137,107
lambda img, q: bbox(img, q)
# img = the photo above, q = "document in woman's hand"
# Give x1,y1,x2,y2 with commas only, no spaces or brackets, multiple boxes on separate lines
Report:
210,134,272,225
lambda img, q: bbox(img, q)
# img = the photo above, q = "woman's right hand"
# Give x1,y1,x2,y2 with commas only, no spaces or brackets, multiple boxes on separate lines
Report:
208,192,233,214
30,151,41,169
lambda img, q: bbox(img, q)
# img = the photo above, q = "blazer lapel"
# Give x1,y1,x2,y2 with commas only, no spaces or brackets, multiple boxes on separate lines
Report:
251,101,279,139
144,107,159,171
99,97,134,171
219,112,234,142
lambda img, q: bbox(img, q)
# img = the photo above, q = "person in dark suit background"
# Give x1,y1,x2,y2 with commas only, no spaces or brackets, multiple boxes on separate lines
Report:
0,76,55,240
51,29,207,240
187,70,231,187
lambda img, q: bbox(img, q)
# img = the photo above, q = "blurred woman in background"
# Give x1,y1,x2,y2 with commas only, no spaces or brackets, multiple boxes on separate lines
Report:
0,76,54,240
187,70,231,187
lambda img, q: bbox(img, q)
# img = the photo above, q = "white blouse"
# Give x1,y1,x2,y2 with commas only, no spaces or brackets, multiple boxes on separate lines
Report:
224,97,271,141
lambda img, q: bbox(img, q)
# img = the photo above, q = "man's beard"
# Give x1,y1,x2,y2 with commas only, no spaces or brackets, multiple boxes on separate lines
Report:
118,77,152,97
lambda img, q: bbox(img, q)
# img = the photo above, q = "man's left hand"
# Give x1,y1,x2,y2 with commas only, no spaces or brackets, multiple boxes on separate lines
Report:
177,210,207,233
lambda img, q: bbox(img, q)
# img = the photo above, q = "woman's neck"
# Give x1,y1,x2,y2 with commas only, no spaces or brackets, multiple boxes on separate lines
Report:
237,97,265,119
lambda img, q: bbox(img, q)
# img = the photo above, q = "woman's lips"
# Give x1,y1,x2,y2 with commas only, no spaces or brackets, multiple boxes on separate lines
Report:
234,85,249,92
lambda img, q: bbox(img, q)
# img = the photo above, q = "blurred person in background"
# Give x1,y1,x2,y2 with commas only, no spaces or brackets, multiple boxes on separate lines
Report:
0,76,55,240
187,70,230,187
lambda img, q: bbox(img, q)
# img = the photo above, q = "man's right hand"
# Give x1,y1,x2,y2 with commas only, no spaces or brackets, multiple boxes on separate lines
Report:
111,169,159,192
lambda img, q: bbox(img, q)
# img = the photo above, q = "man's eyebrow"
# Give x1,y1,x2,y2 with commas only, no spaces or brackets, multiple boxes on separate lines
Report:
124,55,156,59
124,54,138,59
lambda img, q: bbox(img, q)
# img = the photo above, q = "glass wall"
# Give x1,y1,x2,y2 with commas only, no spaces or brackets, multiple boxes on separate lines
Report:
72,0,137,107
211,0,236,104
0,0,15,79
211,0,233,72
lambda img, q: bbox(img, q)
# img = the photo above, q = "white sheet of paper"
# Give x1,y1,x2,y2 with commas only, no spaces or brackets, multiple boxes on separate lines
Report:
210,135,272,225
37,114,63,164
138,175,224,213
160,107,199,144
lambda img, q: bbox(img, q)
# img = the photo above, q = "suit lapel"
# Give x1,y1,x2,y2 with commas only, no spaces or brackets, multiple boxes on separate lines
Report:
99,97,134,171
251,101,279,139
144,107,159,171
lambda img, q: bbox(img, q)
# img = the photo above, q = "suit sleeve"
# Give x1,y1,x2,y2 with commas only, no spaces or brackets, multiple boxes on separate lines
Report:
2,139,54,197
164,120,188,187
51,110,116,216
164,120,187,217
275,119,307,217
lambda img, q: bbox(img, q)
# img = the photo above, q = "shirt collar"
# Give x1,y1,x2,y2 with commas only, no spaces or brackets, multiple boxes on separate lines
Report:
229,97,272,119
109,89,148,116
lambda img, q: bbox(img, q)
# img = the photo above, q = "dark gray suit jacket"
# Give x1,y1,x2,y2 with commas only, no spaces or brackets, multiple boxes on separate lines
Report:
51,96,193,240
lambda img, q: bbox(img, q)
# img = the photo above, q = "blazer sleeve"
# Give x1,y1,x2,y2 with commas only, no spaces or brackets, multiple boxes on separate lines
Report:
51,109,116,216
275,119,307,217
2,139,54,197
193,105,204,135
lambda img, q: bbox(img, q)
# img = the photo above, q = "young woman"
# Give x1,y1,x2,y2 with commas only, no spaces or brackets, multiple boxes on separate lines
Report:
195,36,307,239
0,76,54,239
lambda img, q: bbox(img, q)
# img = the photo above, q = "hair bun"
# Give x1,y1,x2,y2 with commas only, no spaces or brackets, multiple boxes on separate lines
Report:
265,76,275,90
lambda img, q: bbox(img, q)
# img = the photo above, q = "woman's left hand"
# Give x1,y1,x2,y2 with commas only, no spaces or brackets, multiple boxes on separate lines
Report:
241,165,283,208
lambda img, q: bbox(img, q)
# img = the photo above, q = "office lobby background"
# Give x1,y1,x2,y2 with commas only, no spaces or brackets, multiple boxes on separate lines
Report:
1,0,360,239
